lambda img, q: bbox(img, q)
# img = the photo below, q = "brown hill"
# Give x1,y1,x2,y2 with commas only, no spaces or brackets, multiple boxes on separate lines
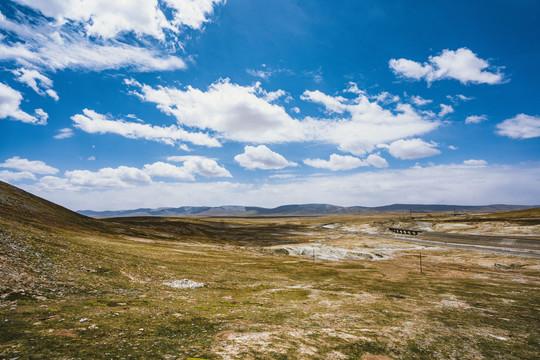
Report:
0,180,102,232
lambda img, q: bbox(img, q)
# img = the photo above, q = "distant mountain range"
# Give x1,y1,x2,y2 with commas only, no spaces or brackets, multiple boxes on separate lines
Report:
77,203,538,218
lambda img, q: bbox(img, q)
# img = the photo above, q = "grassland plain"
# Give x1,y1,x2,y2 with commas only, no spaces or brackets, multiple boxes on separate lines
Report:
1,181,539,359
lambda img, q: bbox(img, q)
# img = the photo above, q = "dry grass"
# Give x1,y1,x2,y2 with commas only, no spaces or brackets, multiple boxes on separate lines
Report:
1,182,539,359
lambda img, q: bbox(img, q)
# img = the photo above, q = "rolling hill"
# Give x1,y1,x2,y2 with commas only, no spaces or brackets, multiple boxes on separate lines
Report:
78,202,536,218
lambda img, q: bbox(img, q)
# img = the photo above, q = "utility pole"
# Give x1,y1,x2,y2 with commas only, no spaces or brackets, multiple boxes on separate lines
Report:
419,252,423,274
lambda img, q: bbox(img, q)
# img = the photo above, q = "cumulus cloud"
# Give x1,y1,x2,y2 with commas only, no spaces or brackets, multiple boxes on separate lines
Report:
65,166,152,188
384,138,441,160
25,163,540,211
235,145,297,170
465,115,488,124
304,154,367,171
390,48,504,85
0,83,46,125
130,79,304,143
129,79,440,156
143,162,195,181
12,68,59,100
0,156,58,174
54,128,74,139
163,156,231,178
496,114,540,139
71,109,220,147
34,108,49,124
29,157,231,190
438,104,454,117
365,154,389,168
409,95,432,106
303,153,388,171
301,90,440,155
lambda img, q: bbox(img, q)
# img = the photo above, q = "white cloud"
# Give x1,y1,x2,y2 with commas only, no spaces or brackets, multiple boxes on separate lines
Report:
34,108,49,124
447,94,474,103
262,89,287,103
371,91,400,104
0,5,187,72
143,162,195,181
129,80,440,156
88,156,96,161
384,138,441,160
496,114,540,139
290,107,300,114
0,156,58,174
46,89,60,101
66,166,152,188
465,115,488,124
448,145,458,150
131,79,305,143
463,159,487,167
345,82,365,95
36,158,231,190
303,153,388,171
389,58,433,80
438,104,454,117
410,95,432,106
304,154,367,171
247,69,274,79
0,170,37,182
301,90,440,155
54,128,74,139
390,48,504,85
365,154,389,168
13,0,225,38
163,156,231,178
12,68,59,100
235,145,297,170
25,163,540,211
71,109,220,147
0,82,46,125
163,0,226,31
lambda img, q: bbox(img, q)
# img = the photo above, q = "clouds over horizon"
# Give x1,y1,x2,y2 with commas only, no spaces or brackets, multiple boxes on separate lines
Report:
17,162,540,211
390,48,504,85
0,155,232,191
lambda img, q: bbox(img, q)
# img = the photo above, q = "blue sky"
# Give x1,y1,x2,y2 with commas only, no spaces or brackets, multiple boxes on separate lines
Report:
0,0,539,211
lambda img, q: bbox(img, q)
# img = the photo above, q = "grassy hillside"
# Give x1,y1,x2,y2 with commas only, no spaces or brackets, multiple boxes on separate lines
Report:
1,182,539,359
0,181,105,233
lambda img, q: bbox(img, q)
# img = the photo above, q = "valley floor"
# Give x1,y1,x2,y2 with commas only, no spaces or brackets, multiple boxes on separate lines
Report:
1,213,539,359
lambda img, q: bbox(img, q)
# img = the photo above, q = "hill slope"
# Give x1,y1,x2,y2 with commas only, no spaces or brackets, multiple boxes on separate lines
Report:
0,181,100,232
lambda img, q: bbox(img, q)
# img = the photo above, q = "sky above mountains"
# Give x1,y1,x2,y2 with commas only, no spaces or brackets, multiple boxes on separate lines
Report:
0,0,539,211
